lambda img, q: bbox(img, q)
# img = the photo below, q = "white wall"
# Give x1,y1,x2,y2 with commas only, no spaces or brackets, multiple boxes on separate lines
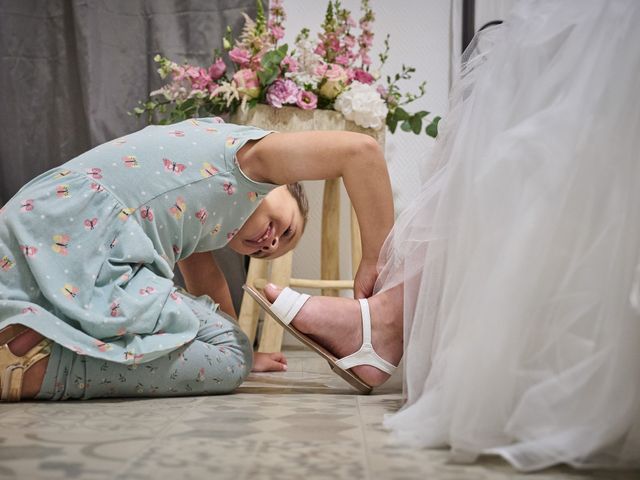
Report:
276,0,455,300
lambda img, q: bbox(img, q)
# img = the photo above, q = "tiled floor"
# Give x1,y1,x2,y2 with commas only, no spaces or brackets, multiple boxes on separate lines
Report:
0,349,636,480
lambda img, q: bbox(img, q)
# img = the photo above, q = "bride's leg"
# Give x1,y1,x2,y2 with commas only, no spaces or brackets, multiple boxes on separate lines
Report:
264,283,404,387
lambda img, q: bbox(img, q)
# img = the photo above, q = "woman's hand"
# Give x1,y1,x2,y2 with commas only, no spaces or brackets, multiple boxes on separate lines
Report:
354,258,379,299
251,351,288,372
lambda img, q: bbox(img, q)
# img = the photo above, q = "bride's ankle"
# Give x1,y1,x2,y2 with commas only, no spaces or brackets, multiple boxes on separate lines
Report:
368,293,403,331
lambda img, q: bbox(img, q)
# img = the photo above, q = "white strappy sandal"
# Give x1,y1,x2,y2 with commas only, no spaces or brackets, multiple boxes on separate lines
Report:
243,286,396,394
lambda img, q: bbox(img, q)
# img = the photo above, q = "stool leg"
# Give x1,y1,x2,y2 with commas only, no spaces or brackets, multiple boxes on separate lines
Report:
258,250,293,352
321,178,341,296
238,257,269,344
350,205,362,280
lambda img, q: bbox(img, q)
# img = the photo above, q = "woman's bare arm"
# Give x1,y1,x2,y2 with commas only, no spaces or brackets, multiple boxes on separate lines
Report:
177,252,237,318
238,131,394,296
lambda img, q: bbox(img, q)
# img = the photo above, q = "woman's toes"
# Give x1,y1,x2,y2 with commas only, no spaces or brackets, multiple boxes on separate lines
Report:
264,283,283,303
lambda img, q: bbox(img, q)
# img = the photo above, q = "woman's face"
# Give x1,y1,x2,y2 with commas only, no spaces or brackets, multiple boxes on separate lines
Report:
227,186,304,260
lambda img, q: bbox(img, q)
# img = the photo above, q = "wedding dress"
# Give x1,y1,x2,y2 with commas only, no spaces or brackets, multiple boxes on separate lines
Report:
376,0,640,471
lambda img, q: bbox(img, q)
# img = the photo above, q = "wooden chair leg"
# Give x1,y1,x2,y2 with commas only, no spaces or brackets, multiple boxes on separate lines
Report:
321,178,341,296
238,257,269,344
257,250,293,352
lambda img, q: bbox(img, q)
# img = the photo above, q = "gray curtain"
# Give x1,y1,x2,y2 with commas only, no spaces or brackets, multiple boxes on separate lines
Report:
0,0,260,312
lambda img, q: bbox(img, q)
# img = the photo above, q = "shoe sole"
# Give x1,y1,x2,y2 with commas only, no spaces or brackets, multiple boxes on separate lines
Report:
243,285,373,395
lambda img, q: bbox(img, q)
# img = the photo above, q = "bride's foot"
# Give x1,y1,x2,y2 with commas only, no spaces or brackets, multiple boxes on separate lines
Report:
264,284,403,387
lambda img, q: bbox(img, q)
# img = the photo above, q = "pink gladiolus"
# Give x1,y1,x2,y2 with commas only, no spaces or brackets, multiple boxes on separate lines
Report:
281,55,298,73
270,25,285,40
361,52,372,66
314,44,326,57
344,35,356,48
360,20,372,30
296,90,318,110
232,69,260,98
229,47,250,66
209,58,226,80
360,31,374,48
266,79,299,108
353,69,375,84
335,54,350,66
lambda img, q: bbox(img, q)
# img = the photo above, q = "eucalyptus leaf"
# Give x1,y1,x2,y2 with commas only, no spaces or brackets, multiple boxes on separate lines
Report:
395,107,410,121
387,114,398,133
425,116,441,138
409,115,422,134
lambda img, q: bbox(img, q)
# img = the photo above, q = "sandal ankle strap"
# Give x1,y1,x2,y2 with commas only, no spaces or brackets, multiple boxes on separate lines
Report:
334,299,396,375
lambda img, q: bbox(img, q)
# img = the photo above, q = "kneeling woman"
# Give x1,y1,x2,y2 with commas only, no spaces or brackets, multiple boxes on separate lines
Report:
0,118,393,401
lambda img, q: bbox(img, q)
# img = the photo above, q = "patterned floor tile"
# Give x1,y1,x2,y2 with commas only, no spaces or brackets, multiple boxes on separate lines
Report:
0,352,636,480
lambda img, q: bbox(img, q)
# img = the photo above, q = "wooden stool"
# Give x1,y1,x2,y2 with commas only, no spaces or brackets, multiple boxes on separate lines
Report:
238,177,362,352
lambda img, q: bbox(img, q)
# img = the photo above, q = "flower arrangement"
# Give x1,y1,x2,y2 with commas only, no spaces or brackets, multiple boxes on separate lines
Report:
134,0,440,137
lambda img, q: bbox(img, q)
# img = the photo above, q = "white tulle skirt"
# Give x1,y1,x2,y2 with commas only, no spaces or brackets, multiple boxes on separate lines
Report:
377,0,640,472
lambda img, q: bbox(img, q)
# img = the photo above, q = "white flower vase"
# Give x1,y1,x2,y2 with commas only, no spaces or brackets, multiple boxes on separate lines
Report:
231,104,385,148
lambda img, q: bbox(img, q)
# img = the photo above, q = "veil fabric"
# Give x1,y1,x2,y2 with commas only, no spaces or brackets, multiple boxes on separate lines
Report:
376,0,640,471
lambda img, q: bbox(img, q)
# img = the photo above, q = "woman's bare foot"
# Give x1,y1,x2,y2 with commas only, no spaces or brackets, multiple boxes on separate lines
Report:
263,284,404,387
3,328,49,399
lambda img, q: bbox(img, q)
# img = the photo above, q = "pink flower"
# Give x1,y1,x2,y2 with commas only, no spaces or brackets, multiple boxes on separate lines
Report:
320,64,349,99
314,63,328,77
335,54,350,66
376,84,388,98
209,58,226,80
229,47,250,66
344,35,356,49
361,52,372,66
270,25,285,40
281,55,298,73
232,69,260,98
325,64,347,81
191,68,212,91
360,31,374,48
172,65,187,81
266,79,299,108
296,90,318,110
353,69,375,84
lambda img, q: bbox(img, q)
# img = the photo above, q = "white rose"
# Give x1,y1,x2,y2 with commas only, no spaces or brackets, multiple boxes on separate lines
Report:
334,81,388,130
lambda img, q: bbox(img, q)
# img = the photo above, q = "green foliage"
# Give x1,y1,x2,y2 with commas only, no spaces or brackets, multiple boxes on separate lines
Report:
425,116,441,138
257,44,288,86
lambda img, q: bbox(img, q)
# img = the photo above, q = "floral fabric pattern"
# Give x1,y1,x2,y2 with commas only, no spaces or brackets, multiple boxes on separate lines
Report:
0,118,274,368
